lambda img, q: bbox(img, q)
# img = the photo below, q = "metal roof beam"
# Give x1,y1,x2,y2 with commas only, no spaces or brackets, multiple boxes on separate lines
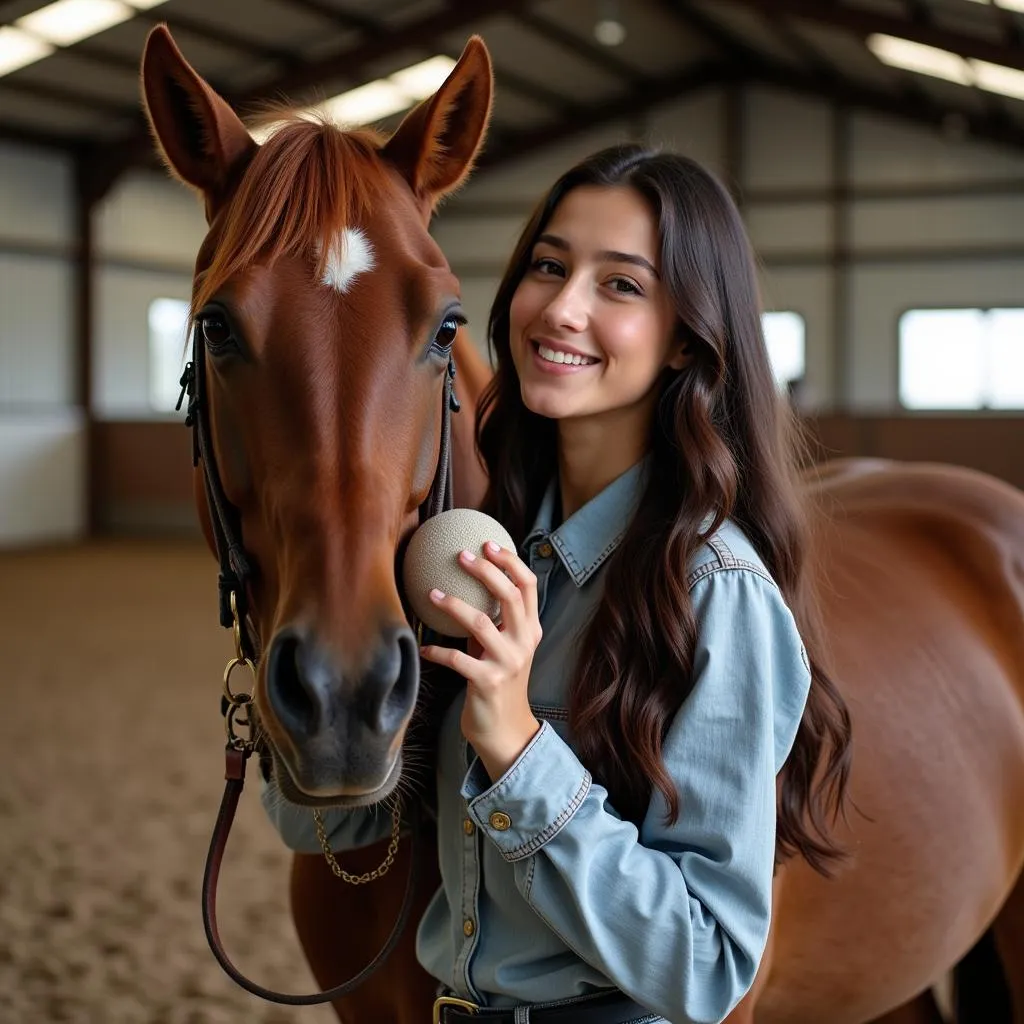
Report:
86,0,536,197
477,59,725,171
716,0,1024,72
662,1,1024,152
234,0,535,104
512,9,648,86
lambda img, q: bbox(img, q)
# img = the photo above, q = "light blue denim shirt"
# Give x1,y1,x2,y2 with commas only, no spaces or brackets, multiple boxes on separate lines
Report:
262,460,812,1024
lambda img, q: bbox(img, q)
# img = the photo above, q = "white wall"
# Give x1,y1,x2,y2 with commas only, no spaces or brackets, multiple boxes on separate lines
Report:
93,171,205,419
0,143,83,545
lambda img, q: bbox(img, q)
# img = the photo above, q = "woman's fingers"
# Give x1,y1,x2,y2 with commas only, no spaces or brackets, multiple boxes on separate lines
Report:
456,548,528,635
427,589,506,657
480,542,541,640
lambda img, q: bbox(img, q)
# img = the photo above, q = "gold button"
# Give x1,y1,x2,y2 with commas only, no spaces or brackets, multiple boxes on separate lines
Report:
489,811,512,831
537,542,553,558
462,818,475,836
463,918,475,937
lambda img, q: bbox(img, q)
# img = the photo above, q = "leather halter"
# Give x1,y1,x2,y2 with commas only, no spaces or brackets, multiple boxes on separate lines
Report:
177,321,459,1005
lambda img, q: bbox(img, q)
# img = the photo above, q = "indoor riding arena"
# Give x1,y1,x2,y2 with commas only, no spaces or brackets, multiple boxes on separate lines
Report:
1,2,1022,1023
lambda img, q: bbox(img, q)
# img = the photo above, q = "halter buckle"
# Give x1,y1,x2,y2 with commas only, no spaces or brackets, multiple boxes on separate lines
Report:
433,996,479,1023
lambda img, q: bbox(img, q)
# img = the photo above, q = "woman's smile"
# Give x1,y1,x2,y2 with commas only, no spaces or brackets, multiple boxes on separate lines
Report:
530,338,601,373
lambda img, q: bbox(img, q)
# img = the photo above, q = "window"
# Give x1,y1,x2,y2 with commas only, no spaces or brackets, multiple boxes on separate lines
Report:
761,311,806,388
899,308,1024,410
148,297,191,413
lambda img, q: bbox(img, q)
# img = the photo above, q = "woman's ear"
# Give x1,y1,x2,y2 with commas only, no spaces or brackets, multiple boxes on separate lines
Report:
667,324,692,372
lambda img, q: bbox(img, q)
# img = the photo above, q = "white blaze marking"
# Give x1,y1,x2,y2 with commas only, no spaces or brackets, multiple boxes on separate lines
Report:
320,227,375,293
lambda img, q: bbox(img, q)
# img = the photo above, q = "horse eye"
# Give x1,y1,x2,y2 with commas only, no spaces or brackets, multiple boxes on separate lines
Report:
433,317,460,350
200,315,232,349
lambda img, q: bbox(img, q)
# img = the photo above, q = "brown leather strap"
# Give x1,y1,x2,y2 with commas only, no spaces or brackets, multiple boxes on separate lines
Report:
202,744,422,1005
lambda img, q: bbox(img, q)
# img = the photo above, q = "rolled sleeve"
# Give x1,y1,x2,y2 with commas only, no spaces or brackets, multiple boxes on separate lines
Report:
460,722,592,862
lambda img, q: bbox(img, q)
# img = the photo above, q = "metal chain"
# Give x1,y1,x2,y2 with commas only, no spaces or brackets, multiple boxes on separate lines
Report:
313,799,402,885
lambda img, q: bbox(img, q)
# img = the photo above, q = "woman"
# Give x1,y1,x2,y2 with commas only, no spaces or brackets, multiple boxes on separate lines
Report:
264,144,852,1024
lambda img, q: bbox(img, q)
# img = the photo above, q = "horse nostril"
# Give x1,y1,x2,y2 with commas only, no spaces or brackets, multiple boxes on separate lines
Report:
267,631,325,736
367,627,420,735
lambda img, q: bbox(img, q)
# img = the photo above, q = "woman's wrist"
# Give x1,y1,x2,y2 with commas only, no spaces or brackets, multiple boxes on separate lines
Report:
475,715,542,783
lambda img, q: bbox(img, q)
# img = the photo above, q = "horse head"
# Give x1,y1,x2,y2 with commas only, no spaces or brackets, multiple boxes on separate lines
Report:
141,27,492,806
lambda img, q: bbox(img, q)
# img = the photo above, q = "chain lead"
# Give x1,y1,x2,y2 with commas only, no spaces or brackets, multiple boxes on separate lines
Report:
313,799,402,885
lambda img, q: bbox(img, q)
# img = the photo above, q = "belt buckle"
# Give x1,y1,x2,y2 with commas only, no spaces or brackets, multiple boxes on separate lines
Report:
432,995,479,1023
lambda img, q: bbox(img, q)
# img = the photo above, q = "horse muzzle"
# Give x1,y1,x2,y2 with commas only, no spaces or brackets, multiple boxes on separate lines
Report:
262,623,419,800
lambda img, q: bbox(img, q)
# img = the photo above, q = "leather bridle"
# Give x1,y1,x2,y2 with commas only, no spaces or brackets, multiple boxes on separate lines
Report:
176,321,460,1005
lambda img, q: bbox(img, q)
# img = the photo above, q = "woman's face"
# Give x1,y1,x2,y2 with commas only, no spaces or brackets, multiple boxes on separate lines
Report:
509,185,686,426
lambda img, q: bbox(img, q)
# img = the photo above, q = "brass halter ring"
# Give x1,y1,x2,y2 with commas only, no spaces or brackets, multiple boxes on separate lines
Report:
223,590,256,749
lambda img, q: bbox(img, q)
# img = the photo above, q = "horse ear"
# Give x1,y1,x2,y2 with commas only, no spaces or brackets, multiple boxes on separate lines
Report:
382,35,493,207
140,25,256,217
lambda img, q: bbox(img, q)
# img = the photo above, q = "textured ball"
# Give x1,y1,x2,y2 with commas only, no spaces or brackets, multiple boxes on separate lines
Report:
403,508,516,638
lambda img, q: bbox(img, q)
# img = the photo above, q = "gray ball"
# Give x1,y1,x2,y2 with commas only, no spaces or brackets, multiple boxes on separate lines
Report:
403,508,516,638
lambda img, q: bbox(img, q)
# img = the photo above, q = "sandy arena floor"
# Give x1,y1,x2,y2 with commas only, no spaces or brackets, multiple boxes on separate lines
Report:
0,541,337,1024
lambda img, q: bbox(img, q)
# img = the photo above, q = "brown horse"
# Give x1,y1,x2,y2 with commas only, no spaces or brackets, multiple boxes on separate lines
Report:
141,27,1024,1024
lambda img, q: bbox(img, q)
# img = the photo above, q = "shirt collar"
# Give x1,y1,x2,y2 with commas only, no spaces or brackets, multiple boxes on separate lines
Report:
524,457,649,587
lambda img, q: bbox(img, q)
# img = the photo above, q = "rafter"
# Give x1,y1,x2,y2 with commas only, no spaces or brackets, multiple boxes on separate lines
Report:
86,0,537,197
272,0,381,35
512,9,648,86
750,55,1024,151
478,59,724,171
714,0,1024,72
130,9,304,67
234,0,534,104
0,120,82,152
660,0,1024,152
0,76,136,116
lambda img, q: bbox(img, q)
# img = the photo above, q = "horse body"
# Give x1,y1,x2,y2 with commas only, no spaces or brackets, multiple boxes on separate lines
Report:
140,27,1024,1023
752,462,1024,1023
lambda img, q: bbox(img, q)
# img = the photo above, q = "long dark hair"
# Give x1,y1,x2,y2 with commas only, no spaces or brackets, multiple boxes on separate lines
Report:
476,144,852,875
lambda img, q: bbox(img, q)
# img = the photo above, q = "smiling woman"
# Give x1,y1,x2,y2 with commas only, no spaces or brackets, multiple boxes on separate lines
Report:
507,185,685,448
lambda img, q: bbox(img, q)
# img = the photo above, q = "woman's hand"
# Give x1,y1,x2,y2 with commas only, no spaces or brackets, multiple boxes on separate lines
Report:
419,541,542,782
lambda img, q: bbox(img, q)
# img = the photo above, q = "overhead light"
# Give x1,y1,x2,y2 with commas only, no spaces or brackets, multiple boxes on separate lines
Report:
962,0,1024,11
867,34,972,85
971,59,1024,101
388,55,459,99
869,32,1024,104
321,79,411,125
252,54,457,142
594,0,626,47
0,26,55,76
0,0,168,77
17,0,134,47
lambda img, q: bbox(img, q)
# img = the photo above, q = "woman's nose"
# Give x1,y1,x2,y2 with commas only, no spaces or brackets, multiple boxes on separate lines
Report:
542,278,588,333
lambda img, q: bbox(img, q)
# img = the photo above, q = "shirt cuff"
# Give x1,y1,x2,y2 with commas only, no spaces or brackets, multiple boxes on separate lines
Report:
460,721,592,862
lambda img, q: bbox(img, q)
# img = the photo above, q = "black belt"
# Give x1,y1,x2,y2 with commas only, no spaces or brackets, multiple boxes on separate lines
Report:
433,991,657,1023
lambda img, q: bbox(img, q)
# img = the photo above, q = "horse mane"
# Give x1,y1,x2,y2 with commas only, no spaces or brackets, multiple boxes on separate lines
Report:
192,115,389,314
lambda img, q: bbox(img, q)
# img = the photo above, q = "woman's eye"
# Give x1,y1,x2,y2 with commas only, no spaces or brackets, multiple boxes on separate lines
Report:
609,277,641,296
200,315,232,349
433,316,461,350
532,257,563,276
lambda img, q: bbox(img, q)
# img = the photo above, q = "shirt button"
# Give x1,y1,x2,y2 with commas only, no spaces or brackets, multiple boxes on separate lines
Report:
463,918,475,937
537,542,553,559
462,818,475,836
489,811,512,831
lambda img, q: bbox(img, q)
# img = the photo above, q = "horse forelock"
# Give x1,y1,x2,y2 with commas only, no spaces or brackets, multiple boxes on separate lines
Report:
191,117,392,315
